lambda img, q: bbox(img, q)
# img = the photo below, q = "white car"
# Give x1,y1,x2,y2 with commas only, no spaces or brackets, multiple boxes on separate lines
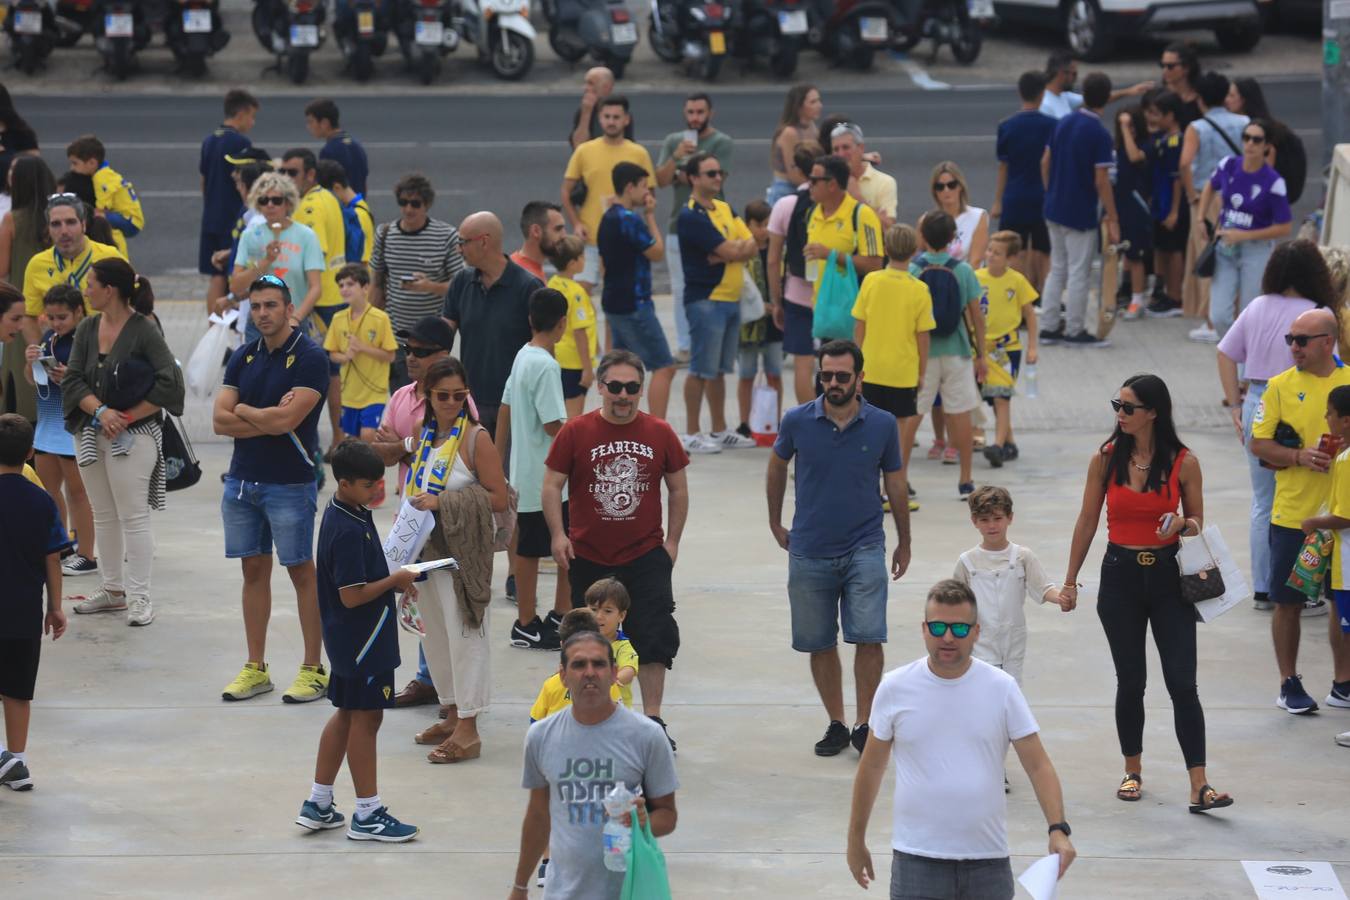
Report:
993,0,1267,60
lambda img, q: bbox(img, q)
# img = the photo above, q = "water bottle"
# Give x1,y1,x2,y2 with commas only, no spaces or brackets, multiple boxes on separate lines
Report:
601,782,637,872
1023,363,1038,399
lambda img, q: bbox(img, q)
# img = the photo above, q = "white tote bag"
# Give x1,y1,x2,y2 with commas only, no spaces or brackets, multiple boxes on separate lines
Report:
1177,525,1247,623
185,309,239,398
749,377,780,436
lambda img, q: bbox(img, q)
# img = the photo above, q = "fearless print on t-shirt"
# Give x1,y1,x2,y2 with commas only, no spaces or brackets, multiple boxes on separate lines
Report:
589,439,656,520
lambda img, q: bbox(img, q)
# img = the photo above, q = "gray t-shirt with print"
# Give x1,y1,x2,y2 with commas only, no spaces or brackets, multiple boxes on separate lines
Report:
522,703,680,900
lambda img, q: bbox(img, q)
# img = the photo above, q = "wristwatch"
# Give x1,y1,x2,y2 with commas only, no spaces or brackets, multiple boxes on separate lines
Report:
1048,822,1071,837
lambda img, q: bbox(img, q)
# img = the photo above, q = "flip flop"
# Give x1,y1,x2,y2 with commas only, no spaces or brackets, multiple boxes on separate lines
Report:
1189,784,1234,814
1117,772,1142,802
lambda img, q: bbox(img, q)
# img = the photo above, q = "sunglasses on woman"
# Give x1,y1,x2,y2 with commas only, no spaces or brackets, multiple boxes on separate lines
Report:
925,621,973,638
431,389,470,403
398,197,424,208
1110,399,1150,416
257,196,287,207
1242,133,1266,145
933,179,960,192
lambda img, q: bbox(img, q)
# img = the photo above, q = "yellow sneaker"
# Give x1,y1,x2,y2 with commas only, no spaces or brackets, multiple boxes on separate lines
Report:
282,664,329,704
222,662,273,701
908,498,921,512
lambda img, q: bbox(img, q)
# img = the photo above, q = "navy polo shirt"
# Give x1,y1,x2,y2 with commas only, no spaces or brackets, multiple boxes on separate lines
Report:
316,498,400,677
320,131,369,196
0,474,71,640
996,109,1057,226
676,201,728,304
442,258,540,420
773,397,902,558
199,124,251,234
1043,109,1114,232
222,328,329,485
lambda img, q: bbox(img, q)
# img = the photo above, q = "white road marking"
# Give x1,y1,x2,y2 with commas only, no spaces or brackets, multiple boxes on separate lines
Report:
898,58,952,91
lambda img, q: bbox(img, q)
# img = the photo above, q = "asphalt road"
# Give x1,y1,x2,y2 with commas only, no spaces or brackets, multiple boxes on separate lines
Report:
16,80,1324,280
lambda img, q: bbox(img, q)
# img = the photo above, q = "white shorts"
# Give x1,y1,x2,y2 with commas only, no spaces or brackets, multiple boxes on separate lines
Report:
579,243,602,286
917,355,980,415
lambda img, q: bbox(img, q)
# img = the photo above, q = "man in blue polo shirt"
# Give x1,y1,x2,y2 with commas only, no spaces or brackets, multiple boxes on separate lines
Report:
766,339,911,759
1040,71,1120,348
306,98,369,196
201,89,259,313
213,275,331,706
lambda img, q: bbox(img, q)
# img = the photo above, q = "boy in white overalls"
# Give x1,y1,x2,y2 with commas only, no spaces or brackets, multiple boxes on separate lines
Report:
953,486,1068,683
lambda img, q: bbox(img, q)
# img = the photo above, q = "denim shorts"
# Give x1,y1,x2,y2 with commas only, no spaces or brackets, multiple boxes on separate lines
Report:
782,300,815,356
890,851,1014,900
222,476,319,566
687,298,740,379
609,301,674,371
340,403,385,435
738,341,783,379
787,542,888,651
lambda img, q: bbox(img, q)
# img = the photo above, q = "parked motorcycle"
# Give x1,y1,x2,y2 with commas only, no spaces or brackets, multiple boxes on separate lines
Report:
93,0,151,79
649,0,736,81
733,0,809,77
3,0,58,73
251,0,327,84
544,0,636,78
53,0,96,45
394,0,457,84
890,0,982,63
163,0,230,76
809,0,896,70
333,0,390,80
453,0,536,80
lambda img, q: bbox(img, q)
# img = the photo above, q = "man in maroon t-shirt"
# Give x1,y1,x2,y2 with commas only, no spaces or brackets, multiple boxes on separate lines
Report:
543,348,690,750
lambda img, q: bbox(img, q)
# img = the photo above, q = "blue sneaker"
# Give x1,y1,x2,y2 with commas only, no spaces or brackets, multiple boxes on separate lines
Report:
1277,675,1319,714
296,800,345,831
347,807,418,843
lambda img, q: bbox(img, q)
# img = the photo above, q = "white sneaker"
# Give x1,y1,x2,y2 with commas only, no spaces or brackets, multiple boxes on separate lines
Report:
1187,325,1219,344
709,430,757,450
73,589,128,615
681,433,722,455
1336,731,1350,748
127,595,154,627
1303,598,1329,617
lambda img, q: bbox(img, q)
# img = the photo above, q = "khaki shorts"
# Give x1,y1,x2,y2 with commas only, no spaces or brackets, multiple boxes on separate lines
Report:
916,355,980,415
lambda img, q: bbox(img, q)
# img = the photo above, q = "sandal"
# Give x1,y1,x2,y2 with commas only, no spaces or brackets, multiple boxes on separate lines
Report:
1116,772,1142,802
1189,784,1233,814
428,736,482,764
414,720,456,746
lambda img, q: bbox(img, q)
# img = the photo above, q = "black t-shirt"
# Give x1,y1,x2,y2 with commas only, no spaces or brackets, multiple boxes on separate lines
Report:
316,498,400,677
0,473,68,639
442,258,541,418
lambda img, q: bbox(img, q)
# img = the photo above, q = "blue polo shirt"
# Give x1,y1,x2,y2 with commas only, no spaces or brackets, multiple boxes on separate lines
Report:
596,205,656,315
320,131,369,196
996,109,1057,226
773,397,902,558
222,328,329,485
316,498,400,677
0,474,70,640
1043,109,1114,232
199,124,251,234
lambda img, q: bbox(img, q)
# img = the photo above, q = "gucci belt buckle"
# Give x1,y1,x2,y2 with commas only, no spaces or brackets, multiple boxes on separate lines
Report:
1136,551,1156,566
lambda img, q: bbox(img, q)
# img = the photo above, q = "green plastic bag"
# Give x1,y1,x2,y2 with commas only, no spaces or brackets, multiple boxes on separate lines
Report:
1286,529,1333,599
620,816,672,900
810,250,859,341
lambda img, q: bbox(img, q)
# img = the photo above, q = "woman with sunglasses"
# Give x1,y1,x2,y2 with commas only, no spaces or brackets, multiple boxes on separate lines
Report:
230,171,324,342
1198,120,1294,339
405,357,509,764
1061,373,1233,814
1158,44,1201,128
925,162,988,268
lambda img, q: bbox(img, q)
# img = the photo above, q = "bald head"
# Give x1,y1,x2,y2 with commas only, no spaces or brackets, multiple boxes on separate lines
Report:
1290,307,1340,370
1294,308,1338,334
461,211,502,247
584,67,615,96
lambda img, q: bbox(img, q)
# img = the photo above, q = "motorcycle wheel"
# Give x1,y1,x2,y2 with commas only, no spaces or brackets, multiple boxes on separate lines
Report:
18,44,42,74
490,29,533,80
698,47,722,81
648,17,680,62
850,42,874,71
109,40,131,79
416,51,437,85
769,36,797,77
182,53,207,76
605,55,626,79
950,19,980,62
250,2,272,48
547,26,587,62
352,42,375,80
287,50,309,83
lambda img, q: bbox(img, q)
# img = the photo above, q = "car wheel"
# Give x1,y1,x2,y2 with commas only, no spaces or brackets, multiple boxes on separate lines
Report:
1215,24,1261,51
1064,0,1112,60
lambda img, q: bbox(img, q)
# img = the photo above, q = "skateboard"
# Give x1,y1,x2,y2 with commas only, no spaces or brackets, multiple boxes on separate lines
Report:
1095,221,1131,340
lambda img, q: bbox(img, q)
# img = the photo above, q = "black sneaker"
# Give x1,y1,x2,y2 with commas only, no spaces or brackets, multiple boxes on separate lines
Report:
982,444,1004,468
545,609,565,631
958,482,975,501
1038,325,1065,345
1144,297,1183,318
735,422,753,439
1062,330,1109,348
509,616,559,650
649,715,677,754
505,573,517,603
814,720,851,757
1002,442,1019,461
850,723,869,753
908,483,917,498
61,554,99,577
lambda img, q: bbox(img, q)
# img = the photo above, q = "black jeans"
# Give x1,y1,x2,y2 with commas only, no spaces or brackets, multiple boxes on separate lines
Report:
1097,543,1206,768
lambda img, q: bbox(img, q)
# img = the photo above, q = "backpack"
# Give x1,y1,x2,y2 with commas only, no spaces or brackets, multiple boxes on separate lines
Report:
341,198,369,263
1273,128,1307,205
785,194,862,281
919,257,965,338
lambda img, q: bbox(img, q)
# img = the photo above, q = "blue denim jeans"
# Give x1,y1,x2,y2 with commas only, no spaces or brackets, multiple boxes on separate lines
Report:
890,851,1014,900
686,298,740,379
1211,238,1274,337
1242,381,1274,593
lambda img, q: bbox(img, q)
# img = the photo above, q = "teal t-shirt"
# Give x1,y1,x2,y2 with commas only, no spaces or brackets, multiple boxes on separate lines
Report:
237,219,325,308
501,344,568,513
909,251,982,358
658,129,735,233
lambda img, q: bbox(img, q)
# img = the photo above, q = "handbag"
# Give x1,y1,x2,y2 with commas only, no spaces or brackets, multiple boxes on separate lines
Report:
468,424,518,552
104,357,156,411
620,816,673,900
737,268,766,324
810,250,859,341
1193,219,1219,279
161,414,202,492
1178,529,1226,603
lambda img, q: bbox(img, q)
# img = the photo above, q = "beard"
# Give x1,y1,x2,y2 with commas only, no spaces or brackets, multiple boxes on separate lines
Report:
824,384,857,407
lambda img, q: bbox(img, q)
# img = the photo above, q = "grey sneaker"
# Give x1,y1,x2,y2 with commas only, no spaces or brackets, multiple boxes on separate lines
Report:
73,589,127,615
127,595,155,627
0,751,32,791
1303,598,1329,618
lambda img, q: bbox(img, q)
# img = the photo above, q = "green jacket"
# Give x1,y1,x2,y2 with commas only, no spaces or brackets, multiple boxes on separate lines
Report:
62,312,184,432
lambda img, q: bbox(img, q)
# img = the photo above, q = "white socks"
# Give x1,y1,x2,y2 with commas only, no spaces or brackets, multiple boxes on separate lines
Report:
355,795,382,821
309,782,334,807
1131,292,1146,307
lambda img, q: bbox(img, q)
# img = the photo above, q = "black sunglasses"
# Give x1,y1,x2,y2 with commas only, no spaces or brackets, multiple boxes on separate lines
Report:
400,343,442,358
278,167,302,177
1285,333,1332,347
602,380,642,395
1159,60,1180,69
1110,399,1150,416
398,197,425,208
257,196,287,207
808,175,832,184
1242,133,1266,145
819,370,855,384
699,169,725,179
430,389,470,403
925,620,973,638
934,179,960,192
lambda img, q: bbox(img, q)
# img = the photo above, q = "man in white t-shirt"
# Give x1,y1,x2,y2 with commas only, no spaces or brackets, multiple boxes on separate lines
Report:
846,580,1075,899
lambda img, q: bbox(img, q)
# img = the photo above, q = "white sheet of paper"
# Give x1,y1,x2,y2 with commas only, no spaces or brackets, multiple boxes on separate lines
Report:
1017,854,1060,900
1242,861,1348,899
402,557,459,575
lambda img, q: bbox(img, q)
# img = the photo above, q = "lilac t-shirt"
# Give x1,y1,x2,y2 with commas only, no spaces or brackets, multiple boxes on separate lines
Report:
1216,293,1317,380
1209,156,1292,233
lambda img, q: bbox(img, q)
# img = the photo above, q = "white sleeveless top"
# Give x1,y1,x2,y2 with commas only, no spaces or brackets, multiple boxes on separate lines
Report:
946,206,987,263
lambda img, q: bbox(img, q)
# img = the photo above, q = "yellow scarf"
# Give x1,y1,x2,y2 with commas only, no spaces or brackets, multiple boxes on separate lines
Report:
406,408,469,497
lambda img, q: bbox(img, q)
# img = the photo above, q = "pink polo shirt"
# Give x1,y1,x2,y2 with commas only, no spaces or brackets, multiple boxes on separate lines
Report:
381,382,479,491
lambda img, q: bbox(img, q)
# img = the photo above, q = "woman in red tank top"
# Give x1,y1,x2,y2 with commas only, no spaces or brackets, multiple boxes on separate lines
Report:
1060,374,1233,814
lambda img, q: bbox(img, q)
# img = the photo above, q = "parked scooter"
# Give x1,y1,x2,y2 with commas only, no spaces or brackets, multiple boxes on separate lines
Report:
733,0,809,77
163,0,230,76
544,0,636,78
453,0,535,80
3,0,58,73
890,0,982,63
333,0,390,80
393,0,457,84
649,0,736,81
809,0,896,70
251,0,327,84
93,0,151,79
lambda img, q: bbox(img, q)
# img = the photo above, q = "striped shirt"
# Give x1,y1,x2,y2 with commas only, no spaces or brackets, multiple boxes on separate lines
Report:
369,217,465,334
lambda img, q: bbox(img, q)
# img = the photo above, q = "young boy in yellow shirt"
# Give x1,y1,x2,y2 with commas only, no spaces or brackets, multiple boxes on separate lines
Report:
546,235,598,419
851,223,934,512
975,231,1039,468
584,577,639,708
66,135,145,261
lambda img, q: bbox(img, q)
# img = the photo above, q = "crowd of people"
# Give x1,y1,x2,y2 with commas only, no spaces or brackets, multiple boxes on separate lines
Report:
0,52,1345,899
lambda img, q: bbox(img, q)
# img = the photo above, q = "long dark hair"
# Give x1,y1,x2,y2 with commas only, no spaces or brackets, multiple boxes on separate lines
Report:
1162,42,1200,89
1262,239,1336,309
1099,374,1187,494
420,356,477,432
1233,77,1271,120
0,84,34,137
9,155,55,249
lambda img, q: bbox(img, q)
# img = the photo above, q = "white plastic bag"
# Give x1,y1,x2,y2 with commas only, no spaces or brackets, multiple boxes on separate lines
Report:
185,310,239,398
738,271,766,324
1177,525,1247,623
749,376,780,437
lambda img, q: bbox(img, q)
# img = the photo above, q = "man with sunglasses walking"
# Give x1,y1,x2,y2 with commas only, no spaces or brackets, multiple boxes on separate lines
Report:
767,340,910,758
847,579,1075,899
369,174,465,390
